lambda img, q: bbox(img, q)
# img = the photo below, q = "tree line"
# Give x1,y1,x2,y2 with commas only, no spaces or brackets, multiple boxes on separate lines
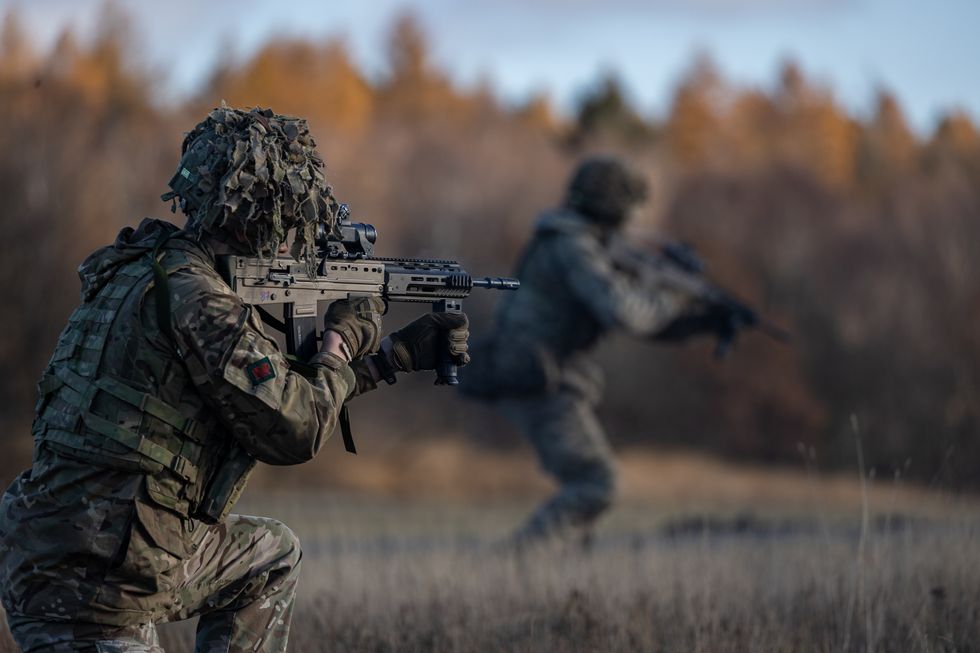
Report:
1,7,978,487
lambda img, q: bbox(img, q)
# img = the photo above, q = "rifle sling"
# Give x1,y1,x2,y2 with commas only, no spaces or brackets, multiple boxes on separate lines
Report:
150,230,176,343
255,305,288,333
339,404,356,454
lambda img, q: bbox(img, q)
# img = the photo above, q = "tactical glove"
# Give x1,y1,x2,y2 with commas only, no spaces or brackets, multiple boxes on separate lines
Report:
654,302,757,358
324,297,385,360
654,309,720,342
389,312,470,372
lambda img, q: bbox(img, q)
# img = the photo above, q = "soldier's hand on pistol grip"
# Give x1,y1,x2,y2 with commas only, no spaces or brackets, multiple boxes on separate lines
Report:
323,297,385,359
389,312,471,372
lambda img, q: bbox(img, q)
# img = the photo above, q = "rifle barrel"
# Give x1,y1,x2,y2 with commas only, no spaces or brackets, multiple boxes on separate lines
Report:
472,277,520,290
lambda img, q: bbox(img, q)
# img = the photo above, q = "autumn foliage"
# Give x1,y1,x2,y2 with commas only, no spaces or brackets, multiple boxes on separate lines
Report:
1,8,978,487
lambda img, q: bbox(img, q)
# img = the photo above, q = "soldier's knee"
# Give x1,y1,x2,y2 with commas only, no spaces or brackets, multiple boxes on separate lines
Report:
261,518,302,573
280,524,303,571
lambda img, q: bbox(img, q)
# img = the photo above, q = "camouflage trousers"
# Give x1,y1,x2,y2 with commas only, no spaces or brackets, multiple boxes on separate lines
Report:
6,514,300,653
499,388,618,545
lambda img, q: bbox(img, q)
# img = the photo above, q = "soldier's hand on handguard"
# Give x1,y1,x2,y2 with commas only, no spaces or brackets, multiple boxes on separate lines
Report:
323,297,385,360
387,312,471,372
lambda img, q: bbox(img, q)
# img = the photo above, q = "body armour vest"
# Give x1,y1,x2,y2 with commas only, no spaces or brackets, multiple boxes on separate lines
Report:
33,233,254,523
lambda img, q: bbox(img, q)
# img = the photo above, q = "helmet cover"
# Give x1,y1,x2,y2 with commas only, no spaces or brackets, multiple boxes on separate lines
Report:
162,105,340,271
565,156,648,226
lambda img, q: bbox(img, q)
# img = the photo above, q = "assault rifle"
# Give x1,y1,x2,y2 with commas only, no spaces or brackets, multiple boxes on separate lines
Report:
217,204,519,385
614,239,790,358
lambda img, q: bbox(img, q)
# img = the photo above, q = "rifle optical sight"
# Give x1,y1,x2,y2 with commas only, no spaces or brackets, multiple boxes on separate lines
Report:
315,203,377,258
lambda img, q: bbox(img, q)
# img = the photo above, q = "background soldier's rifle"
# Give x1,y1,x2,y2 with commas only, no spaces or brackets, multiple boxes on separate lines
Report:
613,238,790,358
218,203,519,385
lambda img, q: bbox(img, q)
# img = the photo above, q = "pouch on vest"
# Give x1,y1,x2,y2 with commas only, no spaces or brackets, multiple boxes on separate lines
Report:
194,443,256,524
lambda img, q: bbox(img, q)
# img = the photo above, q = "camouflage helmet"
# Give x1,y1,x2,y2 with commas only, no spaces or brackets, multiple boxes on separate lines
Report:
564,156,648,227
162,105,340,270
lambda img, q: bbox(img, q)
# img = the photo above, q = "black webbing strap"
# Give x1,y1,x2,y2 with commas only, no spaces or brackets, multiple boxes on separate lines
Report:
339,404,356,454
255,305,287,333
286,358,357,455
283,355,319,378
150,230,176,342
288,357,357,455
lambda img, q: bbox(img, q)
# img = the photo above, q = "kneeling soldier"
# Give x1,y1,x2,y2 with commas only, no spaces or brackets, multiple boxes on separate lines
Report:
0,106,469,652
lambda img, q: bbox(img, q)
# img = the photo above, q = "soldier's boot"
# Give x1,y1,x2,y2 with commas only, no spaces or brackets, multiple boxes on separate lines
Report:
512,461,616,546
168,514,302,653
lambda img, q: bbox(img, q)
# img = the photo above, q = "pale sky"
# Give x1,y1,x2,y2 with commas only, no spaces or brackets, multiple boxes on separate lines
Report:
4,0,978,133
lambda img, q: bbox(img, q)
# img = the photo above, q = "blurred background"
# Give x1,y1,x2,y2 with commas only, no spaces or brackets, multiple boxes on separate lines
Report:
1,0,978,494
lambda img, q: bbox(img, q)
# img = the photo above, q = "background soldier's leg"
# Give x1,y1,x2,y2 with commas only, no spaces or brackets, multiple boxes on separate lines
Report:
501,390,618,545
6,616,162,652
166,514,301,653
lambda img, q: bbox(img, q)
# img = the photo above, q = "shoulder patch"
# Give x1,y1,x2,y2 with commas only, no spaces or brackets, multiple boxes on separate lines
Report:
246,356,277,386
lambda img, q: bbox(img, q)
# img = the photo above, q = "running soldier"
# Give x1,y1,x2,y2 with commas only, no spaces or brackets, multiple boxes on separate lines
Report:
462,156,724,548
0,106,469,652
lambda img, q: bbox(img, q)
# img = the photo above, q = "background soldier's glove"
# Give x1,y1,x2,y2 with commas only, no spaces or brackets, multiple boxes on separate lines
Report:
388,312,470,372
654,302,758,358
654,304,724,342
324,297,385,359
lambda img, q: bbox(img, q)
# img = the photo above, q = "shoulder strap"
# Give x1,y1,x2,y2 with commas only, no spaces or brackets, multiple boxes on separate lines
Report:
150,230,177,342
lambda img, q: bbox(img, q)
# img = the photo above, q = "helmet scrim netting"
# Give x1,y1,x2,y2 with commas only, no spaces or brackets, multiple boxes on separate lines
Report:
162,105,339,271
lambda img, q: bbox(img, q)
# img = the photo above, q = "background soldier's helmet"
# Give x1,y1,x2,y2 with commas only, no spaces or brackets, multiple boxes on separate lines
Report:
162,106,340,270
564,156,648,227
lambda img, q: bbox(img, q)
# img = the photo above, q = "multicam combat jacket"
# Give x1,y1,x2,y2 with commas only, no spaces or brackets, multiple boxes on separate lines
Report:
0,218,364,625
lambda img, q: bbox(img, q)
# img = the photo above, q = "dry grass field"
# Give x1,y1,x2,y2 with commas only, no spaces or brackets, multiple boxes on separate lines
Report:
274,516,979,653
2,446,978,652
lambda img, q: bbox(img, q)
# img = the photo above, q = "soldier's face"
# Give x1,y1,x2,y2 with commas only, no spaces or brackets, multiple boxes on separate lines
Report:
602,207,632,231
